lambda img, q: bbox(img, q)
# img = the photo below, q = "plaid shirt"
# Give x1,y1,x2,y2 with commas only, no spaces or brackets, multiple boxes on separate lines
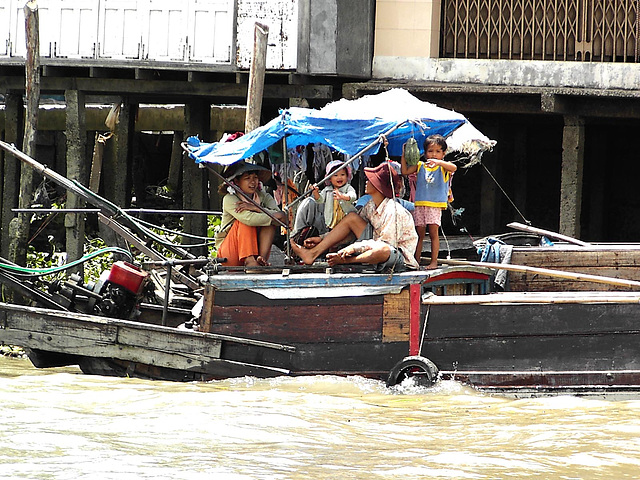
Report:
360,198,419,269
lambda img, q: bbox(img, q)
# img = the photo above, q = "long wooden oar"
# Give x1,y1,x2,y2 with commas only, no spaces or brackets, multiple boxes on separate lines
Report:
438,258,640,289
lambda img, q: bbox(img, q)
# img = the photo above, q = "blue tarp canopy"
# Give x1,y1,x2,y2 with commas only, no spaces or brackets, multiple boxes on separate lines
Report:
186,89,495,167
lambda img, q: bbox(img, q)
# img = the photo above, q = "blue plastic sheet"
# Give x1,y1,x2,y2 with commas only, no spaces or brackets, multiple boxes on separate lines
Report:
186,89,495,166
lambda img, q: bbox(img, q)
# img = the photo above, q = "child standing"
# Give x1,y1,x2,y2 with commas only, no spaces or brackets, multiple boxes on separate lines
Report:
401,134,457,269
291,160,357,239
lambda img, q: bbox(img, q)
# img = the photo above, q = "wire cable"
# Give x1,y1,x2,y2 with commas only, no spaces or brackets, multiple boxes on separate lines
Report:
481,162,531,225
0,247,133,276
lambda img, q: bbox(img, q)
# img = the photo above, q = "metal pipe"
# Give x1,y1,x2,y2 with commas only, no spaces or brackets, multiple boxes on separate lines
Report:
285,120,408,211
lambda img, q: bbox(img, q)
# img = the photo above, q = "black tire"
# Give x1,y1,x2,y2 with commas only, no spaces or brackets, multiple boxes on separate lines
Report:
386,355,439,387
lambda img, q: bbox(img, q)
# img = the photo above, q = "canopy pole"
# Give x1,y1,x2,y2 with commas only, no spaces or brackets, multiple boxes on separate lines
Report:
282,136,291,260
285,120,408,212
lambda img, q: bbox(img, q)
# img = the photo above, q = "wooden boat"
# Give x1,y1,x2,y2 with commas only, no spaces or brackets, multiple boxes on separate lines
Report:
474,223,640,293
0,265,492,383
5,260,640,396
3,97,640,396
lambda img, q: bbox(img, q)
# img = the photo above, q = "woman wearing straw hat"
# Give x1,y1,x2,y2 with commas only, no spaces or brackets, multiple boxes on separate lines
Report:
291,162,419,272
216,160,286,267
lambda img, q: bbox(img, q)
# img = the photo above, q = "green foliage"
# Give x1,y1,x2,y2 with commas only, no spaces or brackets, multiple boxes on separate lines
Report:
83,237,114,283
207,215,221,257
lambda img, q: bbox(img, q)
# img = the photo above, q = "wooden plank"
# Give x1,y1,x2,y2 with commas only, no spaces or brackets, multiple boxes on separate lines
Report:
382,289,410,342
2,308,222,366
424,302,640,338
200,284,216,333
207,270,431,290
211,303,383,343
511,249,640,268
507,275,639,292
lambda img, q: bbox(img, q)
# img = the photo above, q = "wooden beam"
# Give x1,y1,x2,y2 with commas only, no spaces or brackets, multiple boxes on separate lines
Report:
0,77,334,100
245,23,269,133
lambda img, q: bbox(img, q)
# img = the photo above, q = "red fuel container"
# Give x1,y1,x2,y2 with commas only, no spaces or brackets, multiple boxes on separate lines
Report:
107,261,148,294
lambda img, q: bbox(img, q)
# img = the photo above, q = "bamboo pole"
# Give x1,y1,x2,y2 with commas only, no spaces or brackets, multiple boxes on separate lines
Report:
507,222,590,246
438,258,640,289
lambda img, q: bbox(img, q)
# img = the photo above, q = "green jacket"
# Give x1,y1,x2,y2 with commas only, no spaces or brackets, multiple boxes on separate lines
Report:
215,190,281,247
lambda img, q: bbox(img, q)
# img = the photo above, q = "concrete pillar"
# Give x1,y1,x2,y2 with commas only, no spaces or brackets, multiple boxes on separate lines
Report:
103,99,133,208
1,93,24,259
64,89,87,274
184,101,210,256
559,115,585,238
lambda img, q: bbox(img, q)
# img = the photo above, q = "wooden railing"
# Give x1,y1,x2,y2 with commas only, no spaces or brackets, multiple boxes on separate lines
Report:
441,0,640,62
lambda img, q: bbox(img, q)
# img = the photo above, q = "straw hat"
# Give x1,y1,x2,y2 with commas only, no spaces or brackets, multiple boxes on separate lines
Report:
364,162,402,199
222,160,271,184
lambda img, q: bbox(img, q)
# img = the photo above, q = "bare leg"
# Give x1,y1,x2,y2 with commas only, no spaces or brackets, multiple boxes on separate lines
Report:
415,225,426,263
327,242,391,266
257,225,277,264
427,223,439,270
291,212,367,265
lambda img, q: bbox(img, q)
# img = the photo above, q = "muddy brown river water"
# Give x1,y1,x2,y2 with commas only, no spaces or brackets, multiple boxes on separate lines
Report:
1,356,639,479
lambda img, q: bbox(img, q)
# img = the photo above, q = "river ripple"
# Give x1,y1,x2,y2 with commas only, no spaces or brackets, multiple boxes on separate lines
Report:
1,356,639,479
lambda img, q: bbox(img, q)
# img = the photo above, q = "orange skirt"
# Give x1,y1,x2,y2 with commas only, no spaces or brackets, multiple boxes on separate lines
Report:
217,221,259,266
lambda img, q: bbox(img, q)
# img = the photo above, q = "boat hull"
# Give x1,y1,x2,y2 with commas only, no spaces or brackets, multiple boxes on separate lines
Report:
6,268,640,395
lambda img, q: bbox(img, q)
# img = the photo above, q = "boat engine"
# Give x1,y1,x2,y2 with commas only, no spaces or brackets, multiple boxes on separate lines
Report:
49,261,149,320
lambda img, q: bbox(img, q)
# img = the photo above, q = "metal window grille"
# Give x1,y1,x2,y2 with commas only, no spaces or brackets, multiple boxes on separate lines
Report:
442,0,640,62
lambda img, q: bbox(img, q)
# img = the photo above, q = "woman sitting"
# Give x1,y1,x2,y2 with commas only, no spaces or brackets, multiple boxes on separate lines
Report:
215,160,286,267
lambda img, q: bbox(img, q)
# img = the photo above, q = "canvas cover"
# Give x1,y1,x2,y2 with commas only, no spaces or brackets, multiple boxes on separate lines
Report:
186,88,496,167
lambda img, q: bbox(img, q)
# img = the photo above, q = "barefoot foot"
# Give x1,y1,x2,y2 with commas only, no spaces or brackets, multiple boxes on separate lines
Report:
256,255,270,266
290,240,317,265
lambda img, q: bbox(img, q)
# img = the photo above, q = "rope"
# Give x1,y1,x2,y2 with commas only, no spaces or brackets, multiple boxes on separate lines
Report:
481,162,531,225
387,161,399,278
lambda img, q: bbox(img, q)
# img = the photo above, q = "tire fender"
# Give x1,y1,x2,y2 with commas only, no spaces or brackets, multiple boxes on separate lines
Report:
386,355,439,387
